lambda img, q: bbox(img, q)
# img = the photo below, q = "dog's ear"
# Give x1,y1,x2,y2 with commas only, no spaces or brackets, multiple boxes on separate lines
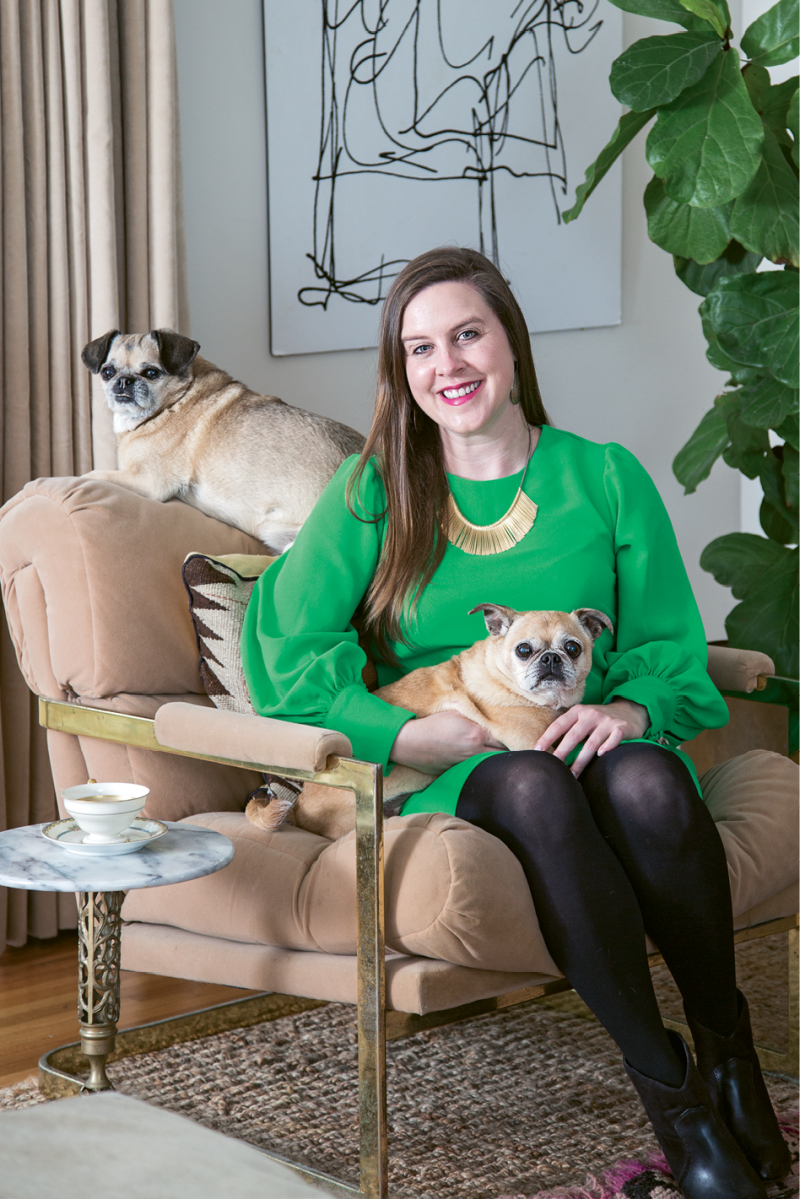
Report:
150,329,200,375
573,608,614,642
468,603,519,638
81,330,121,374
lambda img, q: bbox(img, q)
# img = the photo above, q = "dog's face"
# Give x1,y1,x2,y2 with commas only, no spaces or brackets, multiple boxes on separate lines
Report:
469,603,614,708
82,329,200,433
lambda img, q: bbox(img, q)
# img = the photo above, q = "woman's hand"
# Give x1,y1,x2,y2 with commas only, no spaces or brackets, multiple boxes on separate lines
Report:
390,712,506,776
534,699,649,777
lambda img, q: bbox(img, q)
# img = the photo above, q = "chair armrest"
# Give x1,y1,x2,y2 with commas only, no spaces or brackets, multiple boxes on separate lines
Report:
707,645,775,694
153,703,353,773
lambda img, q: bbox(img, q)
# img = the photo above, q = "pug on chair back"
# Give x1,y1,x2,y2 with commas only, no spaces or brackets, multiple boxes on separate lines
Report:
82,329,365,552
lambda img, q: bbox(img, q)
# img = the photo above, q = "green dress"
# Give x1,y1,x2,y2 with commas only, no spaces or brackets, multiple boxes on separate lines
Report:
241,425,729,813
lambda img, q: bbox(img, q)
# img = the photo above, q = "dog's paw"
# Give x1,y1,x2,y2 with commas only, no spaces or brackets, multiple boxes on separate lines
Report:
245,792,296,830
245,775,301,830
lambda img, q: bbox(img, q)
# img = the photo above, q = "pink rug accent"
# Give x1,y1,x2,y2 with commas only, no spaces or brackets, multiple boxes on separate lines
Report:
497,1113,799,1199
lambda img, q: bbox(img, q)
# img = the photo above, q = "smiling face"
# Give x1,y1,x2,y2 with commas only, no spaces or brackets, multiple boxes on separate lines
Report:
400,281,518,443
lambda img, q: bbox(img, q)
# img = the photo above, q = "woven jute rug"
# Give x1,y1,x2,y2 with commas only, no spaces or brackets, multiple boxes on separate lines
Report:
2,938,797,1199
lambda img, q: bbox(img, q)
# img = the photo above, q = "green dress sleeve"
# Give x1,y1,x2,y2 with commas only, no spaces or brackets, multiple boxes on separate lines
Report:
240,456,415,770
600,443,729,743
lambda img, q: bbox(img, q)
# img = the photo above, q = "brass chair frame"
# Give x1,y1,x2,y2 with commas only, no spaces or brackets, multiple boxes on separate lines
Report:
38,697,799,1199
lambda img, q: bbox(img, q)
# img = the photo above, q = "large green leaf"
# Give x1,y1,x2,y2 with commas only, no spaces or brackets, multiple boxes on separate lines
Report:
740,373,799,427
674,242,761,294
730,125,800,266
761,492,797,541
678,0,730,37
760,76,799,135
725,545,799,677
762,448,800,537
741,68,798,145
705,339,760,380
705,338,760,379
700,530,786,596
741,0,799,67
646,51,764,208
606,0,715,30
672,394,736,491
701,271,800,388
784,443,799,509
610,33,722,112
742,63,772,112
646,177,731,260
701,309,763,380
722,399,770,475
788,87,799,167
562,109,657,224
775,411,800,448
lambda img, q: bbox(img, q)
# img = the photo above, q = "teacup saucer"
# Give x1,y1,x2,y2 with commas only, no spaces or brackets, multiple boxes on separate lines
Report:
41,817,168,856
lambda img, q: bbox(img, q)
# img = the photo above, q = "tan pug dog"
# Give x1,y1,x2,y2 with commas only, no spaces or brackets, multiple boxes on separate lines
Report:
246,603,613,840
81,329,365,552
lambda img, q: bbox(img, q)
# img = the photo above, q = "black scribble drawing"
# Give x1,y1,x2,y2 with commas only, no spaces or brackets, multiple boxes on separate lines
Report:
300,0,602,309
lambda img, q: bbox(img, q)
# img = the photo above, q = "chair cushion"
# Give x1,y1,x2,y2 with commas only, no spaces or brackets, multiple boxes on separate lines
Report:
122,749,798,975
700,748,799,917
122,811,559,974
120,923,558,1014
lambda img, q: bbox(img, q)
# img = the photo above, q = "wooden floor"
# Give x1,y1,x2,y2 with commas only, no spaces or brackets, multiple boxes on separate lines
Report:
0,930,258,1087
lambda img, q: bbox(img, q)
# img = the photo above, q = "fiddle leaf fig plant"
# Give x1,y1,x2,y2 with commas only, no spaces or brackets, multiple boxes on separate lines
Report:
564,0,799,677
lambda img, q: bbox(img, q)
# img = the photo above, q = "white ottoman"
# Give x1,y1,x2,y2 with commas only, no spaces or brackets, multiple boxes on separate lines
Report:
0,1091,326,1198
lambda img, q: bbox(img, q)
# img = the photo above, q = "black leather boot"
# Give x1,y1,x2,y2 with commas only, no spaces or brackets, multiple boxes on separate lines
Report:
685,990,792,1182
624,1031,767,1198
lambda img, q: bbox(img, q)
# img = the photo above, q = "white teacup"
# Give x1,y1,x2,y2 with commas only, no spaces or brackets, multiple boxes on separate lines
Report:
62,783,149,844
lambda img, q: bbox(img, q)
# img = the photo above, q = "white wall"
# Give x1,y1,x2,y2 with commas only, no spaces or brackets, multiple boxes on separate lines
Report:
173,0,745,638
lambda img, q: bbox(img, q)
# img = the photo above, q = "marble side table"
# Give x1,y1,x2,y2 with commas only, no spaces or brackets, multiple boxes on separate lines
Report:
0,821,234,1092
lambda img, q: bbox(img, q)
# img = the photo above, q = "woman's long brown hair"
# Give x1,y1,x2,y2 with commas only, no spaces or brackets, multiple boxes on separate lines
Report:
347,246,550,664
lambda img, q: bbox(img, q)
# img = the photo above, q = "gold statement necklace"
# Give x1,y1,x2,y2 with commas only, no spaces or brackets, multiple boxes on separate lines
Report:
446,426,538,556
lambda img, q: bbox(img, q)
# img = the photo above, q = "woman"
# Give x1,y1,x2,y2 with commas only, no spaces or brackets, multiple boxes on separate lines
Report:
242,247,788,1197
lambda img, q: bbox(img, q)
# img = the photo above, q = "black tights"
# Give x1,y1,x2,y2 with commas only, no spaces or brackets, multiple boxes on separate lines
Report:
456,744,738,1087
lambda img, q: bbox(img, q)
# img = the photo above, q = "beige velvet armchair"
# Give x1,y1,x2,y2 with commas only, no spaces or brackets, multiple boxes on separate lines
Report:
0,475,797,1199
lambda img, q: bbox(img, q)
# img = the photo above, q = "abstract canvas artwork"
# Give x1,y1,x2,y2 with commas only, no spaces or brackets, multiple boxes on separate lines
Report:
264,1,623,355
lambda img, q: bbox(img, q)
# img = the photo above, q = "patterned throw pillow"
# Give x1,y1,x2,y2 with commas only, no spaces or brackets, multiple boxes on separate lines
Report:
182,553,275,714
182,551,384,821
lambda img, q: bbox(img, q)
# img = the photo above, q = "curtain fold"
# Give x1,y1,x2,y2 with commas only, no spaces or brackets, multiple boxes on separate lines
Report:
0,0,189,950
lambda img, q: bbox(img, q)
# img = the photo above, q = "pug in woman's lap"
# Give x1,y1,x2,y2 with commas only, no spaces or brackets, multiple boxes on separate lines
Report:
247,603,613,840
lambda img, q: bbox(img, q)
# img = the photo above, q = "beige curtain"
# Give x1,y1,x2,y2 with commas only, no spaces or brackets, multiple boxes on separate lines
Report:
0,0,189,949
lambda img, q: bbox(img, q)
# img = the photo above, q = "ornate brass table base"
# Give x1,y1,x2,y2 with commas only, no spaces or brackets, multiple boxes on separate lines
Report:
39,992,323,1100
0,804,235,1100
76,890,122,1091
43,896,313,1099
